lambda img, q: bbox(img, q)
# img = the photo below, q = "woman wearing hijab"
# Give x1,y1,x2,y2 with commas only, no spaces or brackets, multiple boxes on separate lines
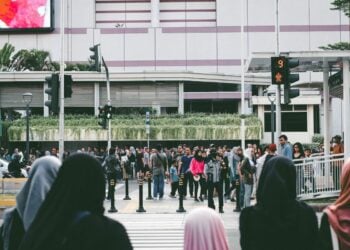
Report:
18,153,132,250
320,158,350,250
184,207,229,250
0,156,61,250
239,156,319,250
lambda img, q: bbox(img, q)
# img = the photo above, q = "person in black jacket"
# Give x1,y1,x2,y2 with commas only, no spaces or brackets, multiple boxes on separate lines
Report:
239,156,319,250
18,153,132,250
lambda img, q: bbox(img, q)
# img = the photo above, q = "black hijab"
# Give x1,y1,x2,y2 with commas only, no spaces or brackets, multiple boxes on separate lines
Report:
19,153,106,250
239,156,319,250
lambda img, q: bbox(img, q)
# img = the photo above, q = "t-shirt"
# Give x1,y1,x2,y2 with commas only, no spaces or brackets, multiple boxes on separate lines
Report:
180,155,193,174
170,166,179,182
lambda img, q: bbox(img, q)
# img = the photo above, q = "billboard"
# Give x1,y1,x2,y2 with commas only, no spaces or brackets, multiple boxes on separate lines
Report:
0,0,53,32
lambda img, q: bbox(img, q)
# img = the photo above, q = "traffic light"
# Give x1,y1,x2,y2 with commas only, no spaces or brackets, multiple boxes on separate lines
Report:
271,57,300,85
45,73,59,114
271,56,288,85
284,84,300,104
89,44,101,72
64,74,73,98
271,56,300,104
98,106,107,129
284,58,300,104
105,105,113,119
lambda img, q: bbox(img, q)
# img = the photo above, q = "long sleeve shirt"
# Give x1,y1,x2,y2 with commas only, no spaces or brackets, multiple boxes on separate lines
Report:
190,158,204,175
204,159,221,183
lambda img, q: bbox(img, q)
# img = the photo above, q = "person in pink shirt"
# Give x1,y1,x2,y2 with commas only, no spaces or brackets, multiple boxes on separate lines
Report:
184,207,229,250
190,149,205,202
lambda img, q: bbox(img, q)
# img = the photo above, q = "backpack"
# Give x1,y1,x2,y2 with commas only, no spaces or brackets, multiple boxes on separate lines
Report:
105,156,120,174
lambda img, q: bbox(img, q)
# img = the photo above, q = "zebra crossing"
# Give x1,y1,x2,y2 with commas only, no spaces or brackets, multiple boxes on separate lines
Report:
111,214,185,250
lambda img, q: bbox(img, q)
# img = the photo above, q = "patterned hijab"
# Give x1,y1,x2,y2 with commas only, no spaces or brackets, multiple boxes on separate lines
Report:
325,158,350,249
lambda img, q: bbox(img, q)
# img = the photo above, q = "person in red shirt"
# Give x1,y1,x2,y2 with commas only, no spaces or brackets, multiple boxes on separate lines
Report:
190,149,205,202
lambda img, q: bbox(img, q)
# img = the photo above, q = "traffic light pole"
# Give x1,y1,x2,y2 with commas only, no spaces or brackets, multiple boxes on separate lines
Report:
59,0,65,161
102,57,112,150
275,0,281,148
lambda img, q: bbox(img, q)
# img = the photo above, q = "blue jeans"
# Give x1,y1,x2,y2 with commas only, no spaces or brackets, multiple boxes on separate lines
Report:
153,174,165,198
244,184,253,208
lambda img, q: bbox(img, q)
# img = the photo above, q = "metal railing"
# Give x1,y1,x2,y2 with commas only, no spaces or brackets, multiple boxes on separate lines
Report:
294,153,344,200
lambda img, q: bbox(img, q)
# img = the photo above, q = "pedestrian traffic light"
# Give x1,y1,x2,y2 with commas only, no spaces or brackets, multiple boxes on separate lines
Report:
271,56,288,85
45,73,59,115
284,84,300,104
105,105,113,119
271,57,300,85
64,74,73,98
89,44,101,72
98,106,107,129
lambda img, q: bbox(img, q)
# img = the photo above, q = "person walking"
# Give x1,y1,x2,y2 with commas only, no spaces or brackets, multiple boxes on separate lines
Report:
103,148,121,200
239,156,319,250
319,158,350,250
241,148,256,208
151,144,167,200
204,149,224,213
184,207,229,250
0,156,61,250
18,153,132,250
190,149,205,202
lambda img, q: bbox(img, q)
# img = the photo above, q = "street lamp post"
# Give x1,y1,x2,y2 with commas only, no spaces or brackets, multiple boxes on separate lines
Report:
267,93,276,144
22,92,32,162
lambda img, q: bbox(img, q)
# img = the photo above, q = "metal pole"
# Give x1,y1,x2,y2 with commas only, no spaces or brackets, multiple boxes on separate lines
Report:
176,173,186,213
102,57,111,150
240,0,246,150
275,0,282,151
136,173,146,212
108,178,118,213
323,60,330,156
343,59,350,159
271,100,275,144
26,104,30,161
58,0,65,161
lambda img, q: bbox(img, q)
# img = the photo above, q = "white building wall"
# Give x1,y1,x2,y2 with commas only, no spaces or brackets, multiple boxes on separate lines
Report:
2,0,348,74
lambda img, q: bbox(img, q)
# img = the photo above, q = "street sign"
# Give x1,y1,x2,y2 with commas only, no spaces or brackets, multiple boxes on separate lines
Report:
328,70,343,87
145,112,150,134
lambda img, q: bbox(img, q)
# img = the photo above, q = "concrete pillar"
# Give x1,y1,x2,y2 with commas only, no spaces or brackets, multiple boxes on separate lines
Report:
178,82,184,115
343,59,350,159
323,60,330,156
307,105,314,143
43,82,49,117
151,0,160,27
94,82,99,116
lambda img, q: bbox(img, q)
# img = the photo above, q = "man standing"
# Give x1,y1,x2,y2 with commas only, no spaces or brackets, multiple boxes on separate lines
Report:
103,148,121,200
179,147,193,198
204,149,224,213
151,144,167,199
279,134,293,160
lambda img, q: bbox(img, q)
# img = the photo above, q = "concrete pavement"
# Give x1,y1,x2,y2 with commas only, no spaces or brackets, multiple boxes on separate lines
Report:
104,180,241,250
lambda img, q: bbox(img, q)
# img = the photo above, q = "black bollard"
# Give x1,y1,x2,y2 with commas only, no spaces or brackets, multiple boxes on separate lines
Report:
136,173,146,212
146,171,153,200
123,176,131,200
108,178,118,213
176,173,186,213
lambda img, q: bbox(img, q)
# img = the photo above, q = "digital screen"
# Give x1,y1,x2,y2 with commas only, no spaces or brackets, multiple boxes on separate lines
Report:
0,0,53,32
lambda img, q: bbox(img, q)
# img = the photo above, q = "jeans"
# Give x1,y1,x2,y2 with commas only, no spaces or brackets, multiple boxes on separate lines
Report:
153,174,164,198
239,181,245,209
244,184,253,208
207,181,224,210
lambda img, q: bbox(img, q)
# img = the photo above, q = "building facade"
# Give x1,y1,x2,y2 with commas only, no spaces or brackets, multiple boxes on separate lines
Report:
0,0,348,143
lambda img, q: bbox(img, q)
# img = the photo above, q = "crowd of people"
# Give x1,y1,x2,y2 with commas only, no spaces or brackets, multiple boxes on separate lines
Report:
0,133,348,249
